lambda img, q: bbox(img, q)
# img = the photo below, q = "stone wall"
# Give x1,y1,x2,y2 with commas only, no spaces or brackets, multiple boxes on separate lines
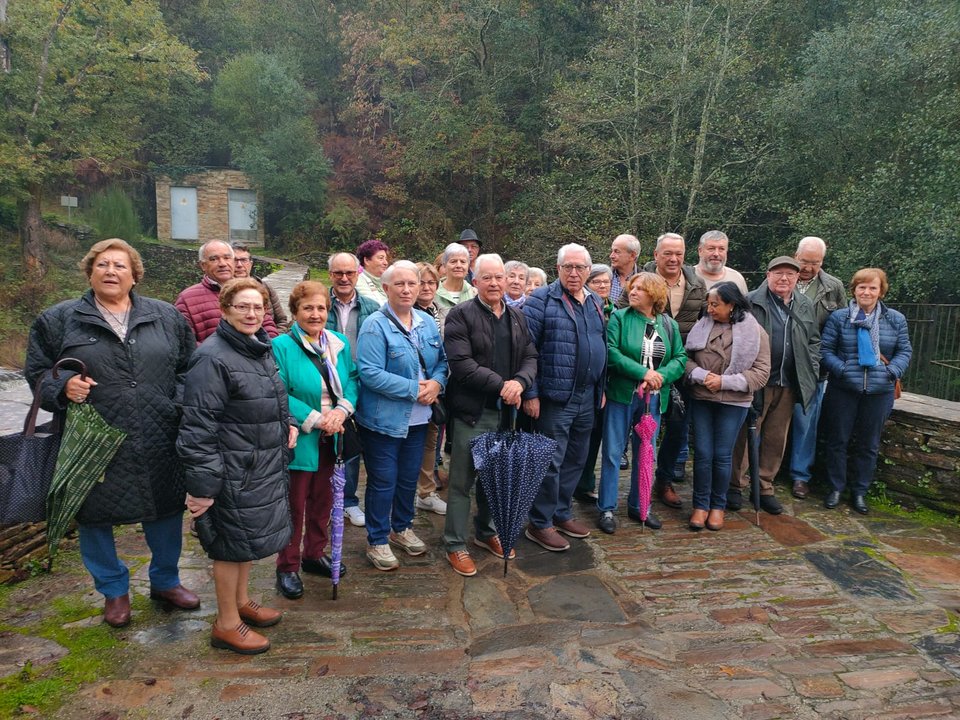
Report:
155,169,264,245
877,393,960,516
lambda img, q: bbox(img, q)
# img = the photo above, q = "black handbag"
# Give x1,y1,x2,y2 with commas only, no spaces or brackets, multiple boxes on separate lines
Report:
288,332,362,461
0,358,80,524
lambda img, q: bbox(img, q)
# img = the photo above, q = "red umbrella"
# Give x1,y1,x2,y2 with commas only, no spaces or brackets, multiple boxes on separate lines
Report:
633,388,658,533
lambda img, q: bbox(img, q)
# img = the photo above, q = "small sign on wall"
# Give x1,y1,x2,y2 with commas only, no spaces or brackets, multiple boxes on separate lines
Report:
60,195,78,220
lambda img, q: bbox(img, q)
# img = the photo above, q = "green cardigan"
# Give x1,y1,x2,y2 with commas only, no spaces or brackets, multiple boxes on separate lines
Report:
605,308,687,412
272,329,359,472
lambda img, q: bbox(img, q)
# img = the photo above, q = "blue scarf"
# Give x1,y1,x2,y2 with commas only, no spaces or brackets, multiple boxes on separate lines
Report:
848,301,880,367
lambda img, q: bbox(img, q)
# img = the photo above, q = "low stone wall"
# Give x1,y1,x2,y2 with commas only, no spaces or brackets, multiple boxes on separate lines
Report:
878,393,960,516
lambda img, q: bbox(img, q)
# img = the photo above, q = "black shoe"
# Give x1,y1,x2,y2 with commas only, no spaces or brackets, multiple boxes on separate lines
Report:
573,491,599,503
619,453,629,471
597,511,617,534
726,490,743,512
626,508,662,530
824,491,840,509
301,555,347,578
759,495,783,515
852,495,869,515
276,570,303,599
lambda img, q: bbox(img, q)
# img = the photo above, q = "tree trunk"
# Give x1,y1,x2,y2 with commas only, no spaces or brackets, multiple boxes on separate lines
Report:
21,190,47,278
0,0,11,73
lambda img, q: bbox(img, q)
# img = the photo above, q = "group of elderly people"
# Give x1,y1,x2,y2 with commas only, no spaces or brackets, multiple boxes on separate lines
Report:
24,229,910,655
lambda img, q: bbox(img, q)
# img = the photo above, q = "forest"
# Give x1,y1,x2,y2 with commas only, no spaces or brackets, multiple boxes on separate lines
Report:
1,0,958,302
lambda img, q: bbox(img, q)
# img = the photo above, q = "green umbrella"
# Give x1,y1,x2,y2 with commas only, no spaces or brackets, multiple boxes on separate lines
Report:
46,400,127,557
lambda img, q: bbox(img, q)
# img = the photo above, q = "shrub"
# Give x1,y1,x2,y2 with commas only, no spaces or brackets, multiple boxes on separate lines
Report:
91,187,141,241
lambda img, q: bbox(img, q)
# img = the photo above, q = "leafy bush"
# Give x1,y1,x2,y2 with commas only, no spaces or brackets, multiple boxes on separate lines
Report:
0,198,17,230
90,187,141,242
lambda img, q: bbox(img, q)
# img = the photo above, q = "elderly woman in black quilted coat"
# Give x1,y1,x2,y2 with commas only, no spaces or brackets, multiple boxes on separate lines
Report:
26,238,198,629
177,278,296,655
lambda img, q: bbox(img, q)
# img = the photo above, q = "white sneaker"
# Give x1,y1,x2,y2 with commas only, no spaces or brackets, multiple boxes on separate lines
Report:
366,544,399,571
344,506,366,527
388,528,427,556
415,492,447,515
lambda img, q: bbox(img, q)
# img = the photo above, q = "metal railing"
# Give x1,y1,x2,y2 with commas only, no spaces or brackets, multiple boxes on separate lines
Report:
889,304,960,402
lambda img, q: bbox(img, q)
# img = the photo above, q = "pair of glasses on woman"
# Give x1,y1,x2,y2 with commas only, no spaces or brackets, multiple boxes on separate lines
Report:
228,303,266,314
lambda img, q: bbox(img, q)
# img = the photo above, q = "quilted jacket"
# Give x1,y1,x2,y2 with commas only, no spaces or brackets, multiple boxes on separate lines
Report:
636,263,708,338
177,320,293,562
522,280,607,405
25,290,195,525
175,275,277,343
820,302,912,395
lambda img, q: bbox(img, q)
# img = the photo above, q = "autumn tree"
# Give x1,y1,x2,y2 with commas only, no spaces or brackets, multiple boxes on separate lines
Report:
0,0,202,275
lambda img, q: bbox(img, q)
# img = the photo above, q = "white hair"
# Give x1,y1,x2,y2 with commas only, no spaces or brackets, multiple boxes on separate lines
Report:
699,230,728,248
796,236,827,256
381,260,420,285
527,267,547,284
655,233,685,251
441,242,470,265
474,253,505,274
198,240,233,262
504,259,529,277
612,234,641,256
557,243,592,266
328,252,360,270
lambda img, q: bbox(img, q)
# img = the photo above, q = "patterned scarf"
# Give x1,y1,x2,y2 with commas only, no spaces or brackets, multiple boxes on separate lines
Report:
292,322,344,402
848,301,880,367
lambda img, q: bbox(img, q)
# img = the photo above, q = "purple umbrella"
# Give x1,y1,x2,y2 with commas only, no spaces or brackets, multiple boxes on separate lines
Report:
633,388,658,533
329,434,347,599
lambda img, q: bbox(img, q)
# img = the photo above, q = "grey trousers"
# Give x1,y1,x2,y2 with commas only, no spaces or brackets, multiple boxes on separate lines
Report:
442,410,500,552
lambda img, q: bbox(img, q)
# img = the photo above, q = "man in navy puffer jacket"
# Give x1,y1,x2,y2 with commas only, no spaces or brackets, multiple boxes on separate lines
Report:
521,244,607,552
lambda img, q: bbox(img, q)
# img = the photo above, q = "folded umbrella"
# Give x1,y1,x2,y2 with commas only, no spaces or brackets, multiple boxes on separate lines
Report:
470,406,557,576
46,360,127,557
329,433,347,600
633,388,658,533
746,405,762,527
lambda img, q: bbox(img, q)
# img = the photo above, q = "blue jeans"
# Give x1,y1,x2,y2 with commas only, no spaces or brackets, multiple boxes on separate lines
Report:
359,423,428,546
690,398,748,511
789,380,826,483
598,393,661,513
530,386,597,529
656,386,690,483
78,512,184,599
343,454,361,509
822,385,894,496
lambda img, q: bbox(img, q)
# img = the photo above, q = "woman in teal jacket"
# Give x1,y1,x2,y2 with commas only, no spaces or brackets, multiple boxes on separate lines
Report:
596,273,686,534
272,281,359,600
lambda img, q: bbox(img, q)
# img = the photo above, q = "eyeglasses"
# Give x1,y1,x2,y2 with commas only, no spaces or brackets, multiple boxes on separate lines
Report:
330,270,358,278
796,258,822,267
228,303,266,314
770,270,798,278
559,264,590,274
234,257,252,264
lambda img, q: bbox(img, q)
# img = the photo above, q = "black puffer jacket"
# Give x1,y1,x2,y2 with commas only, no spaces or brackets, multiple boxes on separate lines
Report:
177,320,292,562
25,291,194,526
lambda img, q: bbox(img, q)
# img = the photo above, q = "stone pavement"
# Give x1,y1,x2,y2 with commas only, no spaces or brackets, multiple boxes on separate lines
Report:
4,463,960,719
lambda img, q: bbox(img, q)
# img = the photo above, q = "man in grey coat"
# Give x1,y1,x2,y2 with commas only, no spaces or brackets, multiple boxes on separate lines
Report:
729,256,820,514
787,236,846,498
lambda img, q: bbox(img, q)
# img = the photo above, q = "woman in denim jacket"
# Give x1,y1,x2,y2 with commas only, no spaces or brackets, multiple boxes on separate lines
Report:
355,261,448,571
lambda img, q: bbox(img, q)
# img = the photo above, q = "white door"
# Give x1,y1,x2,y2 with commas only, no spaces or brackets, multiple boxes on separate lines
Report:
170,187,199,240
228,189,258,243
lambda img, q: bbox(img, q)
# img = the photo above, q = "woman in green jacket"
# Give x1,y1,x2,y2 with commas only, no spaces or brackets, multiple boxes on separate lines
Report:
272,281,359,600
596,273,686,534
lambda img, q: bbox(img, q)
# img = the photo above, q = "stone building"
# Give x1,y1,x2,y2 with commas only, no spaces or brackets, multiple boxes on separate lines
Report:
155,169,263,245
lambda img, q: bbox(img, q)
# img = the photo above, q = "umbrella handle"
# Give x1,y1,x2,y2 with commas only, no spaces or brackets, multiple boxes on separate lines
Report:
496,399,519,431
51,357,88,382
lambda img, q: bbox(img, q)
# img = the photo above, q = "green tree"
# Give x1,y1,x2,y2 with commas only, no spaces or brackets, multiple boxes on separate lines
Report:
212,51,330,237
0,0,202,275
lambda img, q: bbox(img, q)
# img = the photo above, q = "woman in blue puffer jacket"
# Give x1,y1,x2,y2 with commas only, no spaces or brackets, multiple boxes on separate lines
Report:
819,268,911,515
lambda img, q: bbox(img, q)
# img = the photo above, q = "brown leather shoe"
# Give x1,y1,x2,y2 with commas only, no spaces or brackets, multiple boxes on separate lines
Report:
554,518,591,538
150,584,200,610
211,620,270,655
473,535,516,559
447,550,478,577
689,509,708,531
524,525,570,552
104,594,131,628
656,482,683,509
706,509,724,531
792,481,809,499
238,600,282,628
